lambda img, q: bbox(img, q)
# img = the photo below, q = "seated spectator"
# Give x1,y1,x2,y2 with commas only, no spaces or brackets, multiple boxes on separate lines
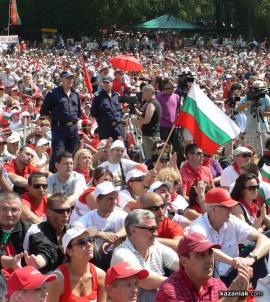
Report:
110,209,179,302
99,140,138,189
0,192,57,278
105,262,149,302
189,187,270,288
156,167,188,213
180,143,214,200
21,172,48,224
220,146,253,190
140,192,184,251
184,180,211,221
3,132,21,162
47,227,106,302
231,174,270,229
117,169,148,213
33,138,50,171
4,146,41,195
147,152,169,172
73,148,92,184
47,150,86,206
202,151,223,186
156,232,252,302
69,167,113,224
74,182,127,271
5,266,56,302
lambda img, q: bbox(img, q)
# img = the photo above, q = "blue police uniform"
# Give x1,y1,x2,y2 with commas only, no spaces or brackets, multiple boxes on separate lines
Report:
40,85,81,172
90,90,124,140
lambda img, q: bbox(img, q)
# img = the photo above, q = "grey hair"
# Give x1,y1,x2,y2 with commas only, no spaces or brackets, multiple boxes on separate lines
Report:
125,209,155,236
0,192,22,208
142,84,155,95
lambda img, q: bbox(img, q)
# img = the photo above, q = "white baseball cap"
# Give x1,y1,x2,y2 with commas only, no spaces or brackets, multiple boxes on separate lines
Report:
233,147,253,156
36,138,49,147
62,226,98,253
149,181,173,192
94,182,119,198
109,140,125,151
7,132,21,144
126,169,145,183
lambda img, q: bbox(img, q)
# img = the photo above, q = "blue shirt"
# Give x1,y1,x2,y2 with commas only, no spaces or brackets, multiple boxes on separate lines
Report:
90,90,122,122
40,86,81,124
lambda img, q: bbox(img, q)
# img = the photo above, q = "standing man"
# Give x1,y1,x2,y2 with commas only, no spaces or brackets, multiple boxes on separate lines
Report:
131,84,161,159
90,76,124,140
40,70,81,173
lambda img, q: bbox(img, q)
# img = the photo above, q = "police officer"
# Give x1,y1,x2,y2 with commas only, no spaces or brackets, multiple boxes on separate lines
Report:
90,76,124,140
40,70,81,173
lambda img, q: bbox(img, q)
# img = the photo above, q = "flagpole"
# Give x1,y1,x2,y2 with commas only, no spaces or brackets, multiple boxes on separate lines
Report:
154,124,176,170
7,0,12,36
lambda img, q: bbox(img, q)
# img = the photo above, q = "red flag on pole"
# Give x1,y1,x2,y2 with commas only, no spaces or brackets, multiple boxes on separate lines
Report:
81,56,93,93
11,0,21,25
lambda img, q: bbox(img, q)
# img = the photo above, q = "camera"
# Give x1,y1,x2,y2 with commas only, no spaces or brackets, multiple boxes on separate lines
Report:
177,72,194,99
247,87,267,107
119,89,142,115
225,94,240,109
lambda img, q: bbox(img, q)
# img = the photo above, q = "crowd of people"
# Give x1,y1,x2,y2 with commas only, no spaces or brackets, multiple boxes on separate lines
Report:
0,31,270,301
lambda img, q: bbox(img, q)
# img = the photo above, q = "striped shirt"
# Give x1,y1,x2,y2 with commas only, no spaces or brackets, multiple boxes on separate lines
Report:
156,267,227,302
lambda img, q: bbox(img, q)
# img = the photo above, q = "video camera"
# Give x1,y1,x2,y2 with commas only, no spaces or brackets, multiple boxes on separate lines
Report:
225,94,240,109
177,72,195,98
119,89,142,115
247,86,268,107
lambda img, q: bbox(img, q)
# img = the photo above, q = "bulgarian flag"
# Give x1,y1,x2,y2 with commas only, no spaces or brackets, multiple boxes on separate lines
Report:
175,83,240,155
260,164,270,184
10,0,21,25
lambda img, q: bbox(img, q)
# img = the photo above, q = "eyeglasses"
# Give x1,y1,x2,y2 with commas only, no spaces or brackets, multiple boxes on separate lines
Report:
0,206,21,214
32,184,48,189
70,236,95,248
190,151,203,156
203,153,211,158
245,185,259,192
130,176,145,182
145,204,166,211
49,208,71,214
240,153,252,158
133,225,158,233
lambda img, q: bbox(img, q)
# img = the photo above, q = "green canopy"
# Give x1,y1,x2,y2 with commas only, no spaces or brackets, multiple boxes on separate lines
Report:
136,14,202,30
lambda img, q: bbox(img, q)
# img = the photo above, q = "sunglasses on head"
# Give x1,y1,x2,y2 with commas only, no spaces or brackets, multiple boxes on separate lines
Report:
245,185,259,192
130,176,145,182
49,208,71,214
145,204,166,212
70,236,95,248
240,153,252,158
32,184,48,189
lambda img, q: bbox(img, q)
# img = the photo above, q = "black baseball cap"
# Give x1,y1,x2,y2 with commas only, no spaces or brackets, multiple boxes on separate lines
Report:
60,70,74,78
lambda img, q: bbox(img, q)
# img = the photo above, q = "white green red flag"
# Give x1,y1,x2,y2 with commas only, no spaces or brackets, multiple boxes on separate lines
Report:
261,164,270,184
175,83,240,155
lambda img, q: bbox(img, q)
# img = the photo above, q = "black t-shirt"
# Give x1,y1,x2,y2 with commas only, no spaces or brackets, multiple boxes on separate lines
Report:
141,98,161,136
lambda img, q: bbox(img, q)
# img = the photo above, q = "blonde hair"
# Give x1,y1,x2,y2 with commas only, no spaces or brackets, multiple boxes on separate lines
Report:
156,167,181,184
73,149,92,169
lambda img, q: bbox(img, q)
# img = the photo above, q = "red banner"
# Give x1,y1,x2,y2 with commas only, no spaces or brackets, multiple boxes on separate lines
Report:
11,0,21,25
81,56,93,93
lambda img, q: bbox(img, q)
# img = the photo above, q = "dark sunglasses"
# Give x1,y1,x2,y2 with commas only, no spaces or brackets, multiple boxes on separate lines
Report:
32,184,48,189
245,185,259,192
145,204,166,211
240,153,252,158
203,153,211,158
70,236,95,248
130,176,145,182
190,151,203,156
133,225,158,233
49,208,71,214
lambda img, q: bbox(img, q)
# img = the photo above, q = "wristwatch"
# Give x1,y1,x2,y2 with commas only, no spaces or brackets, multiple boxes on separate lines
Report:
248,252,257,262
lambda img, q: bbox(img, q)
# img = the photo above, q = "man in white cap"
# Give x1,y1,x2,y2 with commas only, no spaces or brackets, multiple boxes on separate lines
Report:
99,140,138,189
74,181,127,271
220,146,253,191
3,131,21,163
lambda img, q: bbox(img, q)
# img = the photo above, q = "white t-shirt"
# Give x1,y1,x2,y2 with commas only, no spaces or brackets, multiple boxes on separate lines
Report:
117,189,136,212
47,171,86,196
220,165,239,188
74,208,127,249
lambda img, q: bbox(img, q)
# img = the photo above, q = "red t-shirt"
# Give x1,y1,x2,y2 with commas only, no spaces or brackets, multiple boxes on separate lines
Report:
79,186,96,204
158,216,184,239
180,162,213,196
21,192,47,220
4,159,40,178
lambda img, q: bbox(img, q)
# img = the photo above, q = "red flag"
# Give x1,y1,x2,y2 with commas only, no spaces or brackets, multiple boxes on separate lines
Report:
10,0,21,25
81,56,93,93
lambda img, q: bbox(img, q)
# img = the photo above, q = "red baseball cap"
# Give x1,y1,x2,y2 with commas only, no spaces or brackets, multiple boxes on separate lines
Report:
81,119,93,126
205,187,238,207
105,262,149,287
6,266,56,298
178,232,221,257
